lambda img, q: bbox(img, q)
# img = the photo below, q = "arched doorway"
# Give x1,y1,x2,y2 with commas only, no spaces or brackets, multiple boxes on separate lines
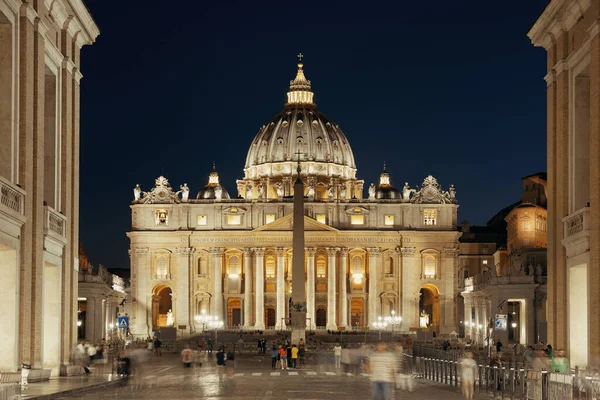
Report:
152,285,172,328
316,308,326,327
419,284,440,330
265,308,276,328
350,298,365,328
228,298,241,327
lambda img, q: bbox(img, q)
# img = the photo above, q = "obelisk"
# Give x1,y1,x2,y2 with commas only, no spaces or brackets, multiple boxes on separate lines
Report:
290,151,306,345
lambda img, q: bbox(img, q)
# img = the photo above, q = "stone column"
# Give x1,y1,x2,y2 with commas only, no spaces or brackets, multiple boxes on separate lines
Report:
339,248,348,328
399,247,417,329
326,247,338,330
211,248,224,322
367,247,380,327
306,248,316,330
254,248,265,330
85,296,96,341
525,297,536,346
175,247,193,332
243,248,253,329
132,248,149,337
276,248,286,329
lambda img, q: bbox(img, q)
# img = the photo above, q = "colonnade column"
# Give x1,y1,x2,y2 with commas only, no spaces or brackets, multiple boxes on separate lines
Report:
326,247,338,330
175,247,193,332
339,248,348,328
367,247,380,327
211,248,224,322
306,248,316,330
243,248,253,329
276,248,286,329
133,248,149,337
254,248,265,330
399,247,417,329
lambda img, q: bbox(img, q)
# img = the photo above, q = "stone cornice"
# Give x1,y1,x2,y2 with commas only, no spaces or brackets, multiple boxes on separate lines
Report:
46,0,69,27
62,57,76,74
66,0,100,45
528,0,590,47
4,0,21,15
20,3,37,24
587,19,600,41
35,17,49,36
544,70,556,86
44,38,64,71
74,68,83,84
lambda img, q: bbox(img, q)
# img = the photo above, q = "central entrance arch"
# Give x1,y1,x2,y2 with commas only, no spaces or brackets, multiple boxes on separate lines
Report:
419,284,440,330
152,284,172,328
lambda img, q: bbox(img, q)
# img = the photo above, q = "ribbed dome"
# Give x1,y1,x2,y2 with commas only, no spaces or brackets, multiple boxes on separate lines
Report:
197,165,231,200
375,164,401,200
243,60,357,182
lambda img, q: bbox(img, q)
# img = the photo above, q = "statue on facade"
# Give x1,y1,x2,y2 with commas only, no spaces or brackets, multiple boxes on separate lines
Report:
257,182,264,199
419,310,430,328
275,182,284,198
245,183,253,200
327,184,334,200
402,182,415,201
133,184,142,201
179,183,189,201
166,309,175,327
307,182,315,200
339,183,347,199
368,183,376,200
215,185,223,200
449,184,456,200
535,264,542,279
527,264,534,276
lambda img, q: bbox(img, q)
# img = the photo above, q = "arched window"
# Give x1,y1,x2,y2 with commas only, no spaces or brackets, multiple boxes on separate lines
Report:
229,255,241,276
316,257,326,278
384,256,394,276
351,256,363,275
423,255,436,278
157,256,168,279
265,257,275,278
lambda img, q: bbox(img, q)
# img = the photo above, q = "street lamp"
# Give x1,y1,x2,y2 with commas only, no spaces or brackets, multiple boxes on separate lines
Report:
373,316,388,340
384,310,402,338
195,312,223,344
77,320,82,327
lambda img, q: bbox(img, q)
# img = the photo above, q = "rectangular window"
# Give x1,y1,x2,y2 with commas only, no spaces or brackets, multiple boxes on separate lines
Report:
315,213,327,224
351,215,365,225
227,215,241,225
266,259,275,278
316,259,326,277
197,215,207,226
423,209,437,225
384,215,394,226
482,260,488,266
523,221,530,230
265,213,276,224
156,210,168,225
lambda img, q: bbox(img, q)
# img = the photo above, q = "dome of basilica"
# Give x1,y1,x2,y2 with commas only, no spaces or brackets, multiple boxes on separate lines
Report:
197,165,230,200
243,59,357,182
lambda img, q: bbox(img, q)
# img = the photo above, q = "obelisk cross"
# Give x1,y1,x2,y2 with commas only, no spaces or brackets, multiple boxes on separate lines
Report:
297,53,304,62
295,149,302,175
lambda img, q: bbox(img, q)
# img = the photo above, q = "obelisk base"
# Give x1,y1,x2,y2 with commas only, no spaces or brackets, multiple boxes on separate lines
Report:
290,311,306,345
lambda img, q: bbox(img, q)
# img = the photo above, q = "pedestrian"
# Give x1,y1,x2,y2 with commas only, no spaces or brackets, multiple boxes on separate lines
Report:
546,344,554,360
216,346,226,368
76,341,92,375
291,344,299,369
460,352,477,400
226,347,235,377
181,344,193,368
87,343,97,363
341,346,350,373
261,338,267,353
237,337,244,355
334,342,342,369
153,337,162,357
287,344,293,368
298,345,306,368
365,341,396,400
278,345,288,370
257,339,262,354
496,340,503,353
271,345,278,370
207,337,214,355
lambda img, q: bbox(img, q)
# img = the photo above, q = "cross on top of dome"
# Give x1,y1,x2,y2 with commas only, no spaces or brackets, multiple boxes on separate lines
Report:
287,54,314,106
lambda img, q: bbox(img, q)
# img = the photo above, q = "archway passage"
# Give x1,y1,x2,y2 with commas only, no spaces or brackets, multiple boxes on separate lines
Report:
152,285,172,328
316,308,326,328
228,298,241,327
265,308,276,328
419,284,440,330
350,298,365,328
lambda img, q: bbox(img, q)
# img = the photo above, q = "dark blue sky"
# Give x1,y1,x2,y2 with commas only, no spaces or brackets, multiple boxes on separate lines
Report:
79,0,549,269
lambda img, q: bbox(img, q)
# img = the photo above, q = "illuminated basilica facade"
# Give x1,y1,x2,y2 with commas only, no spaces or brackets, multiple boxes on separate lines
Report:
127,60,461,337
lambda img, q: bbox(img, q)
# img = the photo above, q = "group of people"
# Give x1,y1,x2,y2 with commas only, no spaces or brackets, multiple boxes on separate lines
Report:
75,340,108,374
271,343,304,369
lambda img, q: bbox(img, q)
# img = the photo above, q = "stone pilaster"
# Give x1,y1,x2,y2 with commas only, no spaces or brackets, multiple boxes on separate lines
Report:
326,247,338,330
339,248,348,327
243,248,253,328
367,247,380,327
210,247,224,322
306,248,316,330
399,247,417,329
175,247,193,332
132,247,149,336
275,248,286,329
254,248,265,329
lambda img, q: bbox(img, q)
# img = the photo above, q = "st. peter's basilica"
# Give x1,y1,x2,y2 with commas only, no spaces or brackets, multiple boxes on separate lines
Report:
127,58,460,337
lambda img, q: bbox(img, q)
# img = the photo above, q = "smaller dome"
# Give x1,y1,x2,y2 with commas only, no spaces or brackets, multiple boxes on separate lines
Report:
197,164,230,200
375,163,401,200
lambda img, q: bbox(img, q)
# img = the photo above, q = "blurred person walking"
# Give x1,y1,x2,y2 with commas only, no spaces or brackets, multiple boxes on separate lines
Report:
271,345,278,370
153,337,162,357
365,341,396,400
278,345,288,370
460,352,477,400
181,344,193,368
334,342,342,369
226,347,235,377
291,345,299,369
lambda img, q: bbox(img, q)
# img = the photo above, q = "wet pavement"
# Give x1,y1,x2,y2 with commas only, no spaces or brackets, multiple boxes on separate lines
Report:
54,352,490,399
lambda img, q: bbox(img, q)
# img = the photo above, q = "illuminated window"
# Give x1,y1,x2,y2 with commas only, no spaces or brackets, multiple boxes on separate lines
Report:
351,215,365,225
523,220,530,230
482,260,488,266
265,213,276,224
384,256,394,276
265,257,275,278
423,209,437,225
423,255,436,278
229,256,241,277
316,213,327,224
156,210,168,225
227,215,241,225
317,257,326,278
384,215,394,226
197,215,207,226
157,256,168,279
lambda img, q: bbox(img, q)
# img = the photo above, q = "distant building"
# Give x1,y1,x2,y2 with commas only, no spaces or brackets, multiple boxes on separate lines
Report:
460,173,547,346
529,0,598,369
0,0,98,375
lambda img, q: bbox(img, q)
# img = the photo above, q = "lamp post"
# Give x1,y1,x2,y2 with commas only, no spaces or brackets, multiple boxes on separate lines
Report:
384,310,402,339
373,316,388,340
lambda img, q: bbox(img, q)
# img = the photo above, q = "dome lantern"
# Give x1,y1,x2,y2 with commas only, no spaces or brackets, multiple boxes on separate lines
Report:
286,53,314,106
197,163,230,200
375,163,401,200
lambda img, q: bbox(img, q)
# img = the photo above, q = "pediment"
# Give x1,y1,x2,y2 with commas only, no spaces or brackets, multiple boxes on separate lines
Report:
253,214,339,232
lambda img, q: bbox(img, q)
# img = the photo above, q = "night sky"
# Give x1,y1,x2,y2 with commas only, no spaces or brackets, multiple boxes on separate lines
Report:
79,0,550,270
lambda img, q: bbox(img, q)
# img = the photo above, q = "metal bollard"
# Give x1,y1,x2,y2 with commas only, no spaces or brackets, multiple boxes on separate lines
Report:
520,368,525,400
541,369,548,400
501,366,506,399
478,364,483,393
493,366,499,397
510,367,515,400
444,360,448,384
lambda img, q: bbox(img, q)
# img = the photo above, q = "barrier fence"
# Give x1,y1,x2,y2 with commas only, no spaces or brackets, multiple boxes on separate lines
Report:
413,356,600,400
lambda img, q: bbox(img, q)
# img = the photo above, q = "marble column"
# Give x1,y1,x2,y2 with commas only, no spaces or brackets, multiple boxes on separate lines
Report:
276,248,286,329
306,248,316,330
339,248,348,328
367,247,380,327
326,247,338,330
243,248,253,328
399,247,417,329
133,248,149,336
211,248,224,322
254,248,265,329
85,296,96,341
175,247,193,332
